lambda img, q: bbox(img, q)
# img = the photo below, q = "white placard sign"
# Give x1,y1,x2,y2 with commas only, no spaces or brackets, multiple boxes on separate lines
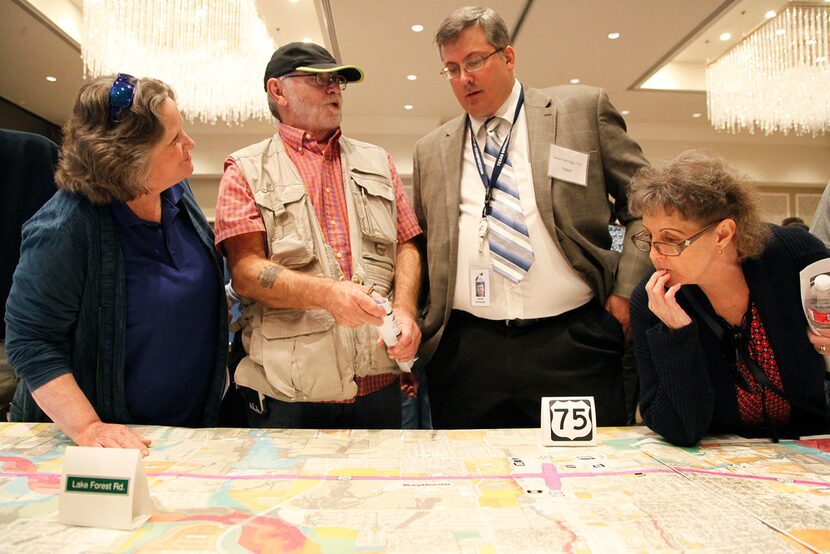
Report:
59,446,153,530
540,396,597,446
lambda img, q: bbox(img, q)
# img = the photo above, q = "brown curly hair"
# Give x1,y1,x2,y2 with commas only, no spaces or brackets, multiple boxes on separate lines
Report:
629,150,770,259
55,75,175,204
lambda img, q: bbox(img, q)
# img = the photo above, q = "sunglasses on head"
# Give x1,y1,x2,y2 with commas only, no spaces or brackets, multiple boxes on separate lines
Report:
108,73,138,126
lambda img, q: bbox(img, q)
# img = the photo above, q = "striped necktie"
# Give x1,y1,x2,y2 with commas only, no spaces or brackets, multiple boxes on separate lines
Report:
482,116,534,282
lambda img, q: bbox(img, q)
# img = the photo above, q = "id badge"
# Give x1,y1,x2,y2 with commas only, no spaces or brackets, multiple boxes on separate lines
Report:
547,144,589,186
469,262,491,306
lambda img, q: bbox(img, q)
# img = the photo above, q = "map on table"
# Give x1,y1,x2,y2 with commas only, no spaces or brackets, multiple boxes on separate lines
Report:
0,423,828,553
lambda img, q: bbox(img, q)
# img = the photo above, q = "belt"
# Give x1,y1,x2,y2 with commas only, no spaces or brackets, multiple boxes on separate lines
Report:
502,317,552,328
453,303,594,329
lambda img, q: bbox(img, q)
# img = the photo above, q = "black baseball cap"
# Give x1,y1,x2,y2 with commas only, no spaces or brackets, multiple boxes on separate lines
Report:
263,42,364,90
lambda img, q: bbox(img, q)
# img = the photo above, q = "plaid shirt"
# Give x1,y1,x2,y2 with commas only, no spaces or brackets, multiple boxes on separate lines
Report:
216,123,422,398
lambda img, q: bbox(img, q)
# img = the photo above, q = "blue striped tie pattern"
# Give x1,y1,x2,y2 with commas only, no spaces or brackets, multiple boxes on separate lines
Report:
483,116,534,282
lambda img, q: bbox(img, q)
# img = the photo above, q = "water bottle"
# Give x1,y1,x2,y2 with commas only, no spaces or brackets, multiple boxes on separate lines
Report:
808,274,830,330
373,298,414,373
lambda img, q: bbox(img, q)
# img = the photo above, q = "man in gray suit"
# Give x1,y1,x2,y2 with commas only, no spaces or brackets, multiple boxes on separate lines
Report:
412,6,650,428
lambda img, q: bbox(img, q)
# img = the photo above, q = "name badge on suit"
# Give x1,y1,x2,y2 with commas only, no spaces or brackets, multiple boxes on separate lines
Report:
547,145,589,186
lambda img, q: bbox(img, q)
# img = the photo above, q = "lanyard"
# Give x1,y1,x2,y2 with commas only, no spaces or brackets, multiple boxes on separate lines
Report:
467,86,525,220
680,286,829,441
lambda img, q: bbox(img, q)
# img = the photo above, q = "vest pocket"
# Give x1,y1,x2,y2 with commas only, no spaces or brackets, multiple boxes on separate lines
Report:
259,309,344,400
352,171,396,245
256,185,316,268
362,252,394,297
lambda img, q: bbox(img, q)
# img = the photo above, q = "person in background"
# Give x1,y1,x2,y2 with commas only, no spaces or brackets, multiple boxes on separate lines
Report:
412,6,650,429
5,75,228,454
810,180,830,248
215,43,422,429
781,216,809,231
629,150,829,446
0,129,58,421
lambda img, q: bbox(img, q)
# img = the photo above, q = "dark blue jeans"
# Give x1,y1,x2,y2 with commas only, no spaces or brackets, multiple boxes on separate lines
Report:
401,368,433,429
243,382,402,429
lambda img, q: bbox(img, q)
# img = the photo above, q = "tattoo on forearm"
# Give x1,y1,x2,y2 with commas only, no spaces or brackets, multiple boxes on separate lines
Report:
258,264,283,288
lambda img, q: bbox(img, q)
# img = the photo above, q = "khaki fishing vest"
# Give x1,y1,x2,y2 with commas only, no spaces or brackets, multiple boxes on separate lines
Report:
230,134,399,402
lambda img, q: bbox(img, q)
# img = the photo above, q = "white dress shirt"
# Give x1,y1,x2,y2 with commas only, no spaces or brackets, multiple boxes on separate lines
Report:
452,79,593,319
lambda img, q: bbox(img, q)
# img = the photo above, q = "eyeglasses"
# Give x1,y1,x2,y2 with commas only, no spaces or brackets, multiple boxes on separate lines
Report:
630,221,719,256
108,73,138,126
282,72,348,90
440,48,504,80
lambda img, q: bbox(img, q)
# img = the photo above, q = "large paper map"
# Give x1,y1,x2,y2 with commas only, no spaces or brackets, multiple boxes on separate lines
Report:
1,423,829,552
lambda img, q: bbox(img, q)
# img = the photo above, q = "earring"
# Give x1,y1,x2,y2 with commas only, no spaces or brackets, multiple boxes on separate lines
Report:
718,247,724,255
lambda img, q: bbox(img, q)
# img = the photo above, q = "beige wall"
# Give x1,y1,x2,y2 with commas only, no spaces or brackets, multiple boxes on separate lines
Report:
632,125,830,224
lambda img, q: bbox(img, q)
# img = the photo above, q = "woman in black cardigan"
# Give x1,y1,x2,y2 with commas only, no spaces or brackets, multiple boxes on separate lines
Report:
628,150,829,446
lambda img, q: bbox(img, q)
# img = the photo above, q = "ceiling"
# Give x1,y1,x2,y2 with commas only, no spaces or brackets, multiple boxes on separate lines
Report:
1,0,828,165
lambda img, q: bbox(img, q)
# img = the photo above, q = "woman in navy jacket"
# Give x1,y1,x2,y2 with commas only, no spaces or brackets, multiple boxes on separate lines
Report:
5,75,227,454
628,150,829,446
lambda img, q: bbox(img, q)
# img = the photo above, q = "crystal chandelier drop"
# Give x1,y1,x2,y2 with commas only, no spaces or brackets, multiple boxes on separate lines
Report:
82,0,274,125
705,2,830,136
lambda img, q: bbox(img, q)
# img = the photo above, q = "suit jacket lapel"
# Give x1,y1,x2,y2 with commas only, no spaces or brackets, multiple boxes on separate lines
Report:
440,116,465,314
524,88,557,237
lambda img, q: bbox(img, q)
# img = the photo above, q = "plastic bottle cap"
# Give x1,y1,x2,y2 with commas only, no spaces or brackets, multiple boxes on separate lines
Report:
815,274,830,291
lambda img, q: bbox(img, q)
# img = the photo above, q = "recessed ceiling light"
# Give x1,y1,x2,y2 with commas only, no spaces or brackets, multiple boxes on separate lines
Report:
569,78,580,84
620,110,630,115
719,32,732,41
411,24,424,33
817,56,827,62
775,28,786,36
692,112,702,118
607,32,620,40
45,76,57,82
764,10,776,19
806,39,817,45
404,104,414,110
406,74,417,81
302,37,313,43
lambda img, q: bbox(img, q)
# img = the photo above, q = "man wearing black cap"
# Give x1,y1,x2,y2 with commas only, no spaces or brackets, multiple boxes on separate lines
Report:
214,43,423,429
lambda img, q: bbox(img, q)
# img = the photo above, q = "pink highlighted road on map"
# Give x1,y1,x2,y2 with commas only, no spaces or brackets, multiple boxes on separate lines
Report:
541,463,561,489
2,464,828,490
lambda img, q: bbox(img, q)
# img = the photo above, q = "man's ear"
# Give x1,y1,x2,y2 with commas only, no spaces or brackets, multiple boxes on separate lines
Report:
266,78,288,108
503,45,516,71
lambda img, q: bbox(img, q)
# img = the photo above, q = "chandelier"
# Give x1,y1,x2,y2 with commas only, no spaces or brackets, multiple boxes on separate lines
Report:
705,2,829,136
82,0,274,125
